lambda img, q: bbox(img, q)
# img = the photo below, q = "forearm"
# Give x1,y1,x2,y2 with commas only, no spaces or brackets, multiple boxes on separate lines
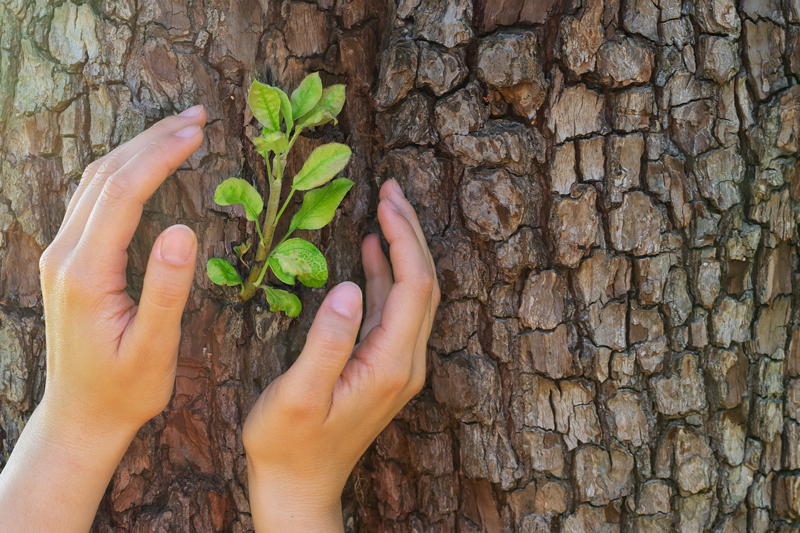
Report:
0,400,136,533
246,462,344,533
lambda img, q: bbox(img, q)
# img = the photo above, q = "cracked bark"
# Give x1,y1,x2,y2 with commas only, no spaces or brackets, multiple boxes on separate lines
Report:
1,0,800,531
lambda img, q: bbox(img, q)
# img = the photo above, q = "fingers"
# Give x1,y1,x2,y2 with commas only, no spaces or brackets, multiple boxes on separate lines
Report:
379,180,433,267
363,189,434,363
379,180,440,378
282,282,363,412
125,224,197,363
378,180,440,312
76,123,204,273
57,106,207,250
360,234,392,341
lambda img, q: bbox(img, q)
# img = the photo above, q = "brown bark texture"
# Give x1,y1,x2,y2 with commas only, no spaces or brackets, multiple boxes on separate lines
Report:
1,0,800,531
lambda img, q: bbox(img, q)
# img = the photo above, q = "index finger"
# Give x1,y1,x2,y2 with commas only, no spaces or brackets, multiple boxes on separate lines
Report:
75,124,204,270
61,106,207,231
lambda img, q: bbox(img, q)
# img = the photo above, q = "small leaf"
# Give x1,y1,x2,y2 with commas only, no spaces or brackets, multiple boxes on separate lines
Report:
268,238,328,288
207,258,242,286
277,88,293,131
320,84,346,118
289,178,354,232
214,178,264,221
252,130,288,156
296,84,346,128
248,80,281,131
233,239,252,261
261,286,302,317
292,143,352,191
290,72,323,119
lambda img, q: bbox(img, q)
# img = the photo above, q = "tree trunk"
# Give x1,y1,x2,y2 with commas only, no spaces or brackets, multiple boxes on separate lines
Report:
1,0,800,531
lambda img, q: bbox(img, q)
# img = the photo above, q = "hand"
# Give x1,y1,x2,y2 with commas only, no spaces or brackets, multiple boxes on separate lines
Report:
0,105,206,533
242,179,440,532
39,105,206,436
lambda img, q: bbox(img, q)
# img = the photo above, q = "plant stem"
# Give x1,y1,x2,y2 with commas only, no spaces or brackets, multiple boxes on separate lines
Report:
254,155,273,264
242,151,286,300
242,129,300,301
274,227,295,249
274,187,296,227
255,217,265,246
287,128,302,152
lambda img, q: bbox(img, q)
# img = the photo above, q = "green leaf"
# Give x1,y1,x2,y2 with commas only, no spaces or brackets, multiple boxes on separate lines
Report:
292,143,352,191
248,80,281,131
213,178,264,221
295,85,346,128
261,286,302,317
233,239,252,261
252,130,288,156
277,88,293,132
207,258,242,286
320,85,346,117
269,259,296,285
268,238,328,288
290,72,323,119
289,178,354,232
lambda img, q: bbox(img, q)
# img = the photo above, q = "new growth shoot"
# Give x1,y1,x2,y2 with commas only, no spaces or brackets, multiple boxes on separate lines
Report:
206,73,352,317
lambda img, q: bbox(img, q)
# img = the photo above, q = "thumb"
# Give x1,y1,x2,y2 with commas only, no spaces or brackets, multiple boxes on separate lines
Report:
129,224,197,357
283,282,363,409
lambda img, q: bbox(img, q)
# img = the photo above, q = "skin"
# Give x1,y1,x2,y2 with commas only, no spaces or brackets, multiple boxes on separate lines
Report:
244,179,440,531
0,104,440,532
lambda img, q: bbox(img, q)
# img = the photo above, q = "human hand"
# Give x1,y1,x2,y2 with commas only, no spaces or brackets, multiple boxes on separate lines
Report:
37,105,206,438
242,179,440,532
0,105,206,533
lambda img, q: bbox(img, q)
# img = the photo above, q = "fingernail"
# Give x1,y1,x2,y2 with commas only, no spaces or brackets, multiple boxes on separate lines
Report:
388,179,404,199
178,104,204,117
159,225,195,265
382,199,401,216
328,281,361,319
174,125,201,138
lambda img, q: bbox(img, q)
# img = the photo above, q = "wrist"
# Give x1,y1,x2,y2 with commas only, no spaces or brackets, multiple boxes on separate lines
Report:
0,396,138,532
34,394,138,468
246,459,344,533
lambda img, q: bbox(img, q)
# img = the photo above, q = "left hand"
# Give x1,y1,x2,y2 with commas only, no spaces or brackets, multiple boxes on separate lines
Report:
37,105,207,436
0,105,206,533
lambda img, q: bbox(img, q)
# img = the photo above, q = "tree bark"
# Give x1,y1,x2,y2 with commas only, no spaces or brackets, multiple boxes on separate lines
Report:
1,0,800,531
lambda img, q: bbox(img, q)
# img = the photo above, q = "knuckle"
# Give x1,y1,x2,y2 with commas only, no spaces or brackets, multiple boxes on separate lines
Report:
100,172,131,203
380,365,412,395
95,150,126,178
145,138,171,162
242,424,258,453
80,159,102,182
242,408,265,452
314,334,351,359
145,140,176,174
38,247,61,281
275,388,314,420
58,259,94,301
310,321,355,359
149,285,186,312
413,271,435,294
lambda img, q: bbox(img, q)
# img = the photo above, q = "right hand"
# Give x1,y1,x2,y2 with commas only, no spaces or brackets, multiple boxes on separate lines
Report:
242,179,440,531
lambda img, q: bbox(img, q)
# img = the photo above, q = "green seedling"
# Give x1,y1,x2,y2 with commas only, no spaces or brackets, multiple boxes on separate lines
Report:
206,73,353,317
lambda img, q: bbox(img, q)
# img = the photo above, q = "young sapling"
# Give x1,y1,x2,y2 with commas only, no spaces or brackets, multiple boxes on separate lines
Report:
206,73,353,317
